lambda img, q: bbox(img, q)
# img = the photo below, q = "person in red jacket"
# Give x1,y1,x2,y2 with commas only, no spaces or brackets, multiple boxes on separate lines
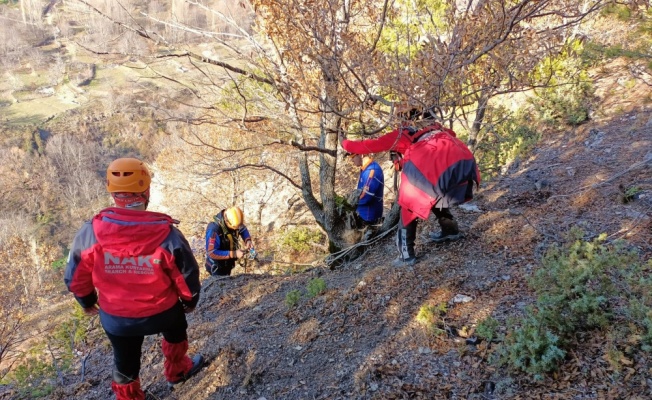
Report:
64,158,203,400
341,109,480,266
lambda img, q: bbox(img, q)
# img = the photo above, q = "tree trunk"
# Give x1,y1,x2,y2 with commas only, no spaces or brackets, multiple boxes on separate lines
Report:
20,0,27,25
468,91,489,152
301,2,350,251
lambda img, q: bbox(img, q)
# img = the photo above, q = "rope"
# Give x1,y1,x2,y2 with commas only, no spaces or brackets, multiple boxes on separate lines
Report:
325,222,398,266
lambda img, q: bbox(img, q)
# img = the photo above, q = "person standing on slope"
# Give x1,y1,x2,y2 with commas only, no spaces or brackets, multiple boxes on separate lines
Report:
341,108,480,266
345,152,385,236
64,158,203,400
205,206,255,276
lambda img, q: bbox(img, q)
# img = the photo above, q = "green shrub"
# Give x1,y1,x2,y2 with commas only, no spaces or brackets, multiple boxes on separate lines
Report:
4,305,95,396
500,312,566,380
475,317,499,343
623,186,642,203
640,313,652,352
51,254,68,272
474,107,540,181
306,278,326,298
530,39,594,126
416,303,447,336
52,305,91,355
285,289,302,308
528,233,615,336
8,355,56,398
279,226,324,254
497,229,652,379
600,3,632,20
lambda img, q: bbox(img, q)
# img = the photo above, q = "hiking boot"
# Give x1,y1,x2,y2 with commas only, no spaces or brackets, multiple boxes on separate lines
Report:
429,231,464,243
167,354,204,388
392,257,417,267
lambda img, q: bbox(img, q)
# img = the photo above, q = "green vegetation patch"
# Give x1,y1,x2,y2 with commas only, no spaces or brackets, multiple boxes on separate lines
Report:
279,226,324,254
284,278,328,308
474,107,541,181
530,39,595,126
493,229,652,380
416,302,448,336
3,305,94,398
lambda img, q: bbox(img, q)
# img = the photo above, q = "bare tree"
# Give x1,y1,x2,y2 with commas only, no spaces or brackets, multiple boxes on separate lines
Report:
45,134,106,211
69,0,607,249
0,302,27,379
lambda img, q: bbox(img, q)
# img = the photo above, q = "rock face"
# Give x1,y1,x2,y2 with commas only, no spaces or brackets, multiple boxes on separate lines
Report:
242,180,313,231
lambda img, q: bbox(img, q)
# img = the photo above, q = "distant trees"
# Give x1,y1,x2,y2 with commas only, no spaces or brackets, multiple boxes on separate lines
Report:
45,134,106,215
0,301,26,380
69,0,609,249
19,0,44,26
0,213,57,377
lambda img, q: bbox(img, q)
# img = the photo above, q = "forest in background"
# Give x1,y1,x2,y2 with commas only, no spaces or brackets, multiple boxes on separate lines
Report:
0,0,651,397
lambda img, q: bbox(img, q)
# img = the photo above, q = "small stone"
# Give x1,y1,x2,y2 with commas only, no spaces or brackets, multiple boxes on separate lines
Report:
452,294,473,303
459,203,481,212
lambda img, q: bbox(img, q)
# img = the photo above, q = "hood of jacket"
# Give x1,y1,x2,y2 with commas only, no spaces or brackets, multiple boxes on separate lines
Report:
92,207,176,257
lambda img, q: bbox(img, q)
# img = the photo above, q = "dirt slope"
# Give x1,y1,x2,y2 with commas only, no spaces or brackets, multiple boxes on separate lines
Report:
47,126,652,400
31,66,652,400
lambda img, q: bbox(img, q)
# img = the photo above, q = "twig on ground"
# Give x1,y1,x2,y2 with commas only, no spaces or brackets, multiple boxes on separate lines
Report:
547,153,652,201
46,343,64,386
606,202,652,243
80,352,90,382
521,213,558,242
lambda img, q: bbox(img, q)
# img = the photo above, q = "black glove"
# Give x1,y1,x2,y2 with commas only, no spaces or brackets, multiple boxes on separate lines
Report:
390,151,403,171
181,292,199,312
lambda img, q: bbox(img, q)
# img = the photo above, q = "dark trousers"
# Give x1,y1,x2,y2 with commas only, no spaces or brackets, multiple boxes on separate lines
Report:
206,259,236,276
396,214,417,260
352,212,382,230
395,206,457,260
433,207,458,234
106,327,187,383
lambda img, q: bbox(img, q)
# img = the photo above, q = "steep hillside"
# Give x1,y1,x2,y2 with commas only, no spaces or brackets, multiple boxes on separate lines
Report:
36,72,652,399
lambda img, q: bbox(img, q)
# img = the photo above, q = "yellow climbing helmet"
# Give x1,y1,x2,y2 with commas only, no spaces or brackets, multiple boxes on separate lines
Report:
224,206,244,229
106,158,152,193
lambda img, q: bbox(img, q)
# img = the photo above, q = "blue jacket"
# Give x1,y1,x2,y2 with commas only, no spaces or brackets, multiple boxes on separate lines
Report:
205,210,252,265
356,160,384,222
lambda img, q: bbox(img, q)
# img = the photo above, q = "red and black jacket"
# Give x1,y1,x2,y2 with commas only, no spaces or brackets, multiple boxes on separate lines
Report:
342,122,480,224
64,207,201,335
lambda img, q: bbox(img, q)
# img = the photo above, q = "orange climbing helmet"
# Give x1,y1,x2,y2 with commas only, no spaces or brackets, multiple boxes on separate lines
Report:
224,206,244,229
106,158,152,193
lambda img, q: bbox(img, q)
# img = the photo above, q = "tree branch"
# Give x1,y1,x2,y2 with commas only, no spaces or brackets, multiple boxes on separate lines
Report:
221,164,302,191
